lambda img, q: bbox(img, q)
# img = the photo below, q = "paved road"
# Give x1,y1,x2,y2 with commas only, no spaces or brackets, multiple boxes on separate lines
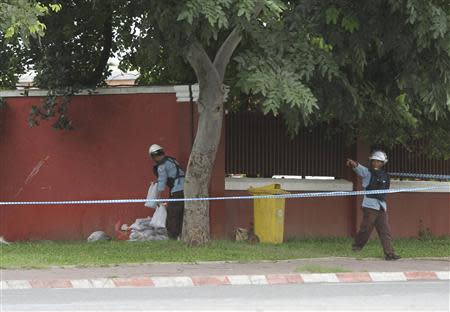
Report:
1,281,449,311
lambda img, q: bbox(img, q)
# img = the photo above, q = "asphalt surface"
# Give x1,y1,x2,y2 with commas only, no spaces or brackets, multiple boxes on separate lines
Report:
1,280,449,311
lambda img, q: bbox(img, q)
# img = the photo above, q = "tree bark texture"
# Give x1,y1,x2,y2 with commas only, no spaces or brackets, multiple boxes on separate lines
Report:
182,32,241,245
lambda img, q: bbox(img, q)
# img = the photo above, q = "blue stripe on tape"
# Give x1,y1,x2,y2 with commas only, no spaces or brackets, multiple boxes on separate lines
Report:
0,185,448,206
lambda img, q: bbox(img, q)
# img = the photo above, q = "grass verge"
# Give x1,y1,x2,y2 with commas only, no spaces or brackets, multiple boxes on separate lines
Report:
1,237,449,269
296,264,351,273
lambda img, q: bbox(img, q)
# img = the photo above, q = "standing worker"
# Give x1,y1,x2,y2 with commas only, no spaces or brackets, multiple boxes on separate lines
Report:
346,151,401,260
149,144,185,240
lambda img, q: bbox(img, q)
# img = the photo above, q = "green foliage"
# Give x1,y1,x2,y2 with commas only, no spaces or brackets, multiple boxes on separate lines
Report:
28,90,73,130
24,0,115,128
235,52,320,133
30,0,113,90
310,36,333,53
117,0,286,83
229,3,340,133
0,0,60,43
177,0,285,28
325,6,340,25
290,0,450,158
340,16,359,33
177,0,233,28
0,37,27,89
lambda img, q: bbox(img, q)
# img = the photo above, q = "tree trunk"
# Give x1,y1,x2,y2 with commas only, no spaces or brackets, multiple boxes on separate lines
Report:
181,27,243,245
182,85,224,245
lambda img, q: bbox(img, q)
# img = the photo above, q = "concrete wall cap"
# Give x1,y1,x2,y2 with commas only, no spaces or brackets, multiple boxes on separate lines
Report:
0,86,177,98
225,177,450,193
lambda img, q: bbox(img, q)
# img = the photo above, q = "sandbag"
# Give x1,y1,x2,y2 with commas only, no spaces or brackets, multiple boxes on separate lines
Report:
0,236,11,245
87,231,111,242
129,217,152,231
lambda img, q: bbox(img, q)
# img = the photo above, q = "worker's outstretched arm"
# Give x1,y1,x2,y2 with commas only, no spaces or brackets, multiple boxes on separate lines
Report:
346,159,370,178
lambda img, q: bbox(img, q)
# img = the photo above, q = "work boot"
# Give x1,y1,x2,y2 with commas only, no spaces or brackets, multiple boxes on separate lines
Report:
385,254,401,261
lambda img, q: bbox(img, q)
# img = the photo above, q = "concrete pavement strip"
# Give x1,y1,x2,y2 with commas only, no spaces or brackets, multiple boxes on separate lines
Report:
1,257,449,290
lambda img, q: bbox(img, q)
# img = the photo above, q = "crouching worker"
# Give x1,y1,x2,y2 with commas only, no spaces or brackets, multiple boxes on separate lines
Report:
346,151,401,261
149,144,185,240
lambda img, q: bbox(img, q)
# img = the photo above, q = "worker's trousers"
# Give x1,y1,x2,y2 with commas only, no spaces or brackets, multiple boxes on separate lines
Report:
353,207,395,256
166,191,184,239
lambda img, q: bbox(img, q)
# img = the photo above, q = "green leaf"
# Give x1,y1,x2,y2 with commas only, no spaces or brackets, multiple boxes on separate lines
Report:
341,16,359,33
49,4,62,13
396,93,407,105
177,10,191,23
4,26,15,38
325,6,340,25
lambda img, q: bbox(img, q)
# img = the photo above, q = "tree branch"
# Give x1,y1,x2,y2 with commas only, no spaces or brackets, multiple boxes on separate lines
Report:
213,2,264,81
213,28,242,81
186,40,221,92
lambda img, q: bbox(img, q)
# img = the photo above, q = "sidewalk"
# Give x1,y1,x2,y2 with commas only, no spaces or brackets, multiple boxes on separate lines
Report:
1,257,449,289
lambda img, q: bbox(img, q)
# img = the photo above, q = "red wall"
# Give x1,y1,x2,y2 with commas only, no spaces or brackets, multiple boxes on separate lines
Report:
0,92,224,241
224,190,449,239
224,191,353,239
0,92,447,241
387,193,449,237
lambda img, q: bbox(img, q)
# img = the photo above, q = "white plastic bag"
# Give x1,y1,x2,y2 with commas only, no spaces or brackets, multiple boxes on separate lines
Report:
150,204,167,228
145,183,158,208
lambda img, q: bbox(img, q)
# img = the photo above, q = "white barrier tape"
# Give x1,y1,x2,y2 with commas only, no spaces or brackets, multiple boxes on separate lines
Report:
0,185,448,206
389,172,450,181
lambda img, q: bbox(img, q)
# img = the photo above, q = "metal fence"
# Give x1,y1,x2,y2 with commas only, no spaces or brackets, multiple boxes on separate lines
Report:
385,143,450,175
225,111,348,178
225,111,450,178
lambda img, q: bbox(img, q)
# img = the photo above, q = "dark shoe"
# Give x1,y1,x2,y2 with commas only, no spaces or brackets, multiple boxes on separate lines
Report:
352,246,362,252
385,254,401,261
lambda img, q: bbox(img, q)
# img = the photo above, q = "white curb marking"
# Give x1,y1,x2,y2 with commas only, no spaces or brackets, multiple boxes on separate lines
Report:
370,272,407,282
3,270,447,291
301,273,339,283
0,280,9,290
70,279,93,288
152,277,193,288
171,277,194,287
249,275,268,285
6,280,32,289
227,275,252,285
90,278,115,288
435,271,450,280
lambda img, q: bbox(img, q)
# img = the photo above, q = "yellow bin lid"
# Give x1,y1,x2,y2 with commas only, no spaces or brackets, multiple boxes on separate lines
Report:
248,183,289,195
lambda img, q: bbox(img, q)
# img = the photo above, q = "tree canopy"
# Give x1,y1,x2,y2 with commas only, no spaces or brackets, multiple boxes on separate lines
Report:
296,0,450,157
0,1,60,91
2,0,448,156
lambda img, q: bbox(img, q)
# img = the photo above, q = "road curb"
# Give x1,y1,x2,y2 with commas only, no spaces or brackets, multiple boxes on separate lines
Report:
1,271,448,290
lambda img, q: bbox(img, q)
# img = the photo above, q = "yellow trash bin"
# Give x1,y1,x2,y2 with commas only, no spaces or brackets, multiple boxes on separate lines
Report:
248,184,289,244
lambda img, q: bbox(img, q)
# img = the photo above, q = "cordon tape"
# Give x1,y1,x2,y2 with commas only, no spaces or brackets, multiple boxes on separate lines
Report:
0,172,448,206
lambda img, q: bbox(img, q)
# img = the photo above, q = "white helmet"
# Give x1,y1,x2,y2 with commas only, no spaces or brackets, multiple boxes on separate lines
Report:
149,144,164,156
369,151,388,163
